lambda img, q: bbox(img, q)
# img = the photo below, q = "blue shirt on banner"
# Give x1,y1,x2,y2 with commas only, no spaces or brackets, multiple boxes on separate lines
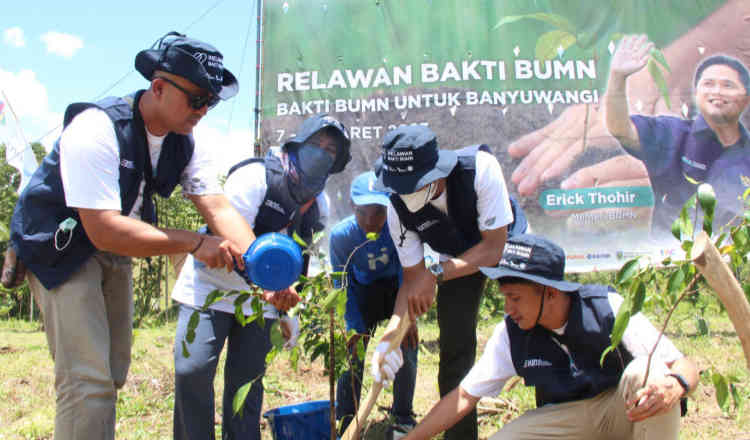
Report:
329,215,402,333
627,114,750,232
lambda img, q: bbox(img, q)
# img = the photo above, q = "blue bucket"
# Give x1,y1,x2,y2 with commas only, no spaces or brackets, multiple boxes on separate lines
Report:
242,232,303,291
263,400,333,440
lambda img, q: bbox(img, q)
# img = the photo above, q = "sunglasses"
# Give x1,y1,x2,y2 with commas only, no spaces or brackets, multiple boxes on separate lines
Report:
155,76,220,110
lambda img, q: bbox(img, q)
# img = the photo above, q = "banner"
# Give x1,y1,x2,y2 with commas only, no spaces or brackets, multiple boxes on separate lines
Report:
260,0,747,271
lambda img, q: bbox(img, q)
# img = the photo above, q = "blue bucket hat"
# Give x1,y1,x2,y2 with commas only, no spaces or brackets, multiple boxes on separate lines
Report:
480,234,581,292
282,113,351,174
135,31,238,100
350,171,390,206
374,125,457,194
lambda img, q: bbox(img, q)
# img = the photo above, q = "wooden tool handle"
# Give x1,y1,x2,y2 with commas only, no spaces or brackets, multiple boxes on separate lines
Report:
691,231,750,369
340,313,412,440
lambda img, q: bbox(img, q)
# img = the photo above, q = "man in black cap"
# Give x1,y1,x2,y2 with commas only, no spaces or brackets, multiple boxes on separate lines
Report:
372,126,520,440
9,32,253,440
402,233,699,440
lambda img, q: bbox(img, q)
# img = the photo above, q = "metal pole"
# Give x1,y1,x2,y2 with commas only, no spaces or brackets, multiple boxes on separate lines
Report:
253,0,264,157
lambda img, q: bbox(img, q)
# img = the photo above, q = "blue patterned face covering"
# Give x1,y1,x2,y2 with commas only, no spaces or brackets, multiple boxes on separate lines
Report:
286,144,334,204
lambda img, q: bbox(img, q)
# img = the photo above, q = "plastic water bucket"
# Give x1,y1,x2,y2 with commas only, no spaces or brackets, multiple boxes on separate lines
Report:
263,400,333,440
243,232,303,291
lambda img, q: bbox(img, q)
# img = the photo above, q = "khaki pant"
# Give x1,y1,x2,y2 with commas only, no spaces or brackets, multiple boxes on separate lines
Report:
29,252,133,440
490,357,680,440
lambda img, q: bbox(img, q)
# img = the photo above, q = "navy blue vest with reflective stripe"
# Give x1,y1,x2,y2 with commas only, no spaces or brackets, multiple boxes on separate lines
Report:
10,91,194,289
507,284,633,407
390,144,527,256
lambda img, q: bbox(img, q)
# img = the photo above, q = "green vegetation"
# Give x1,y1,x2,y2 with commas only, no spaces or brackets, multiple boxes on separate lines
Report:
2,283,748,439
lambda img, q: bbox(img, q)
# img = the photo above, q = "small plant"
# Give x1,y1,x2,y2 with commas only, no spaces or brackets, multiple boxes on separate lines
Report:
604,182,750,416
182,229,379,439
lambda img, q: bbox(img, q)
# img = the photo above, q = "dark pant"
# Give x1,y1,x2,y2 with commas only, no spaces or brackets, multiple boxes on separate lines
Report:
336,277,418,431
173,304,273,440
437,271,486,440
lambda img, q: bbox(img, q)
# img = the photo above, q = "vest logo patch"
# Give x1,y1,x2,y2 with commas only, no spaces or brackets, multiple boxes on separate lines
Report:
523,358,552,368
416,219,439,232
120,159,135,169
264,199,286,215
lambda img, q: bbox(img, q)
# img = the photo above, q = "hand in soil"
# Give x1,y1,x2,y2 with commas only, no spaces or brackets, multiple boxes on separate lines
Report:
508,103,620,196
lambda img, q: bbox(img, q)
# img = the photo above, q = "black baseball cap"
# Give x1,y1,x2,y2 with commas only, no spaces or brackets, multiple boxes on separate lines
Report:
374,125,457,194
135,31,238,100
481,234,581,292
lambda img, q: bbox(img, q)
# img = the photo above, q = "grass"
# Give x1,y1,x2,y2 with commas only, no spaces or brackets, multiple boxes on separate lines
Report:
1,296,749,439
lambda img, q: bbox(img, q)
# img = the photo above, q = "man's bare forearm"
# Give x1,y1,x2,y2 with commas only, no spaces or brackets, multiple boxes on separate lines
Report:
605,72,641,151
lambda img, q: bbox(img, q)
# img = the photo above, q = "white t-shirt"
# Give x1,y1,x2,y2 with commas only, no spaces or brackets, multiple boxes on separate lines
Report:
460,292,684,398
387,150,513,268
171,155,329,317
59,108,223,219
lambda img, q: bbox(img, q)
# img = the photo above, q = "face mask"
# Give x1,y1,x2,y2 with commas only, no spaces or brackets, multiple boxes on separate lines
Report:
400,183,435,213
286,144,334,204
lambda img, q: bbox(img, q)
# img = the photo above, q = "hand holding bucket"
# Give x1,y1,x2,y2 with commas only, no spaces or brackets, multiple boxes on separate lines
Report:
241,233,303,291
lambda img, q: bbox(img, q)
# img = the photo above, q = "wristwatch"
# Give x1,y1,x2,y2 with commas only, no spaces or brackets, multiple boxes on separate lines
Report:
668,373,690,397
428,262,445,285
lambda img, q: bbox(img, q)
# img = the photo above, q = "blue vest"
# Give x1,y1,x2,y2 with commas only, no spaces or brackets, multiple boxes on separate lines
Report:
391,144,526,256
507,285,633,407
10,91,194,289
227,152,323,273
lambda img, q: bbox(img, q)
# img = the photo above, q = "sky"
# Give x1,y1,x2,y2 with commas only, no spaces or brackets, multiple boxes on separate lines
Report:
0,0,260,172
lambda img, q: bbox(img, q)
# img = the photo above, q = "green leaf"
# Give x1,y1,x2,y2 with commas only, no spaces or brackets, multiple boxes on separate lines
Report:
680,195,696,238
712,372,730,411
232,379,255,416
493,15,527,29
233,293,251,307
289,345,300,370
181,340,191,358
270,320,285,349
667,267,686,296
631,281,646,314
321,288,344,312
202,289,227,309
649,48,671,73
610,307,631,348
186,310,200,343
731,383,744,411
235,303,247,327
696,316,709,336
671,216,682,241
697,183,716,235
535,30,577,61
600,345,615,367
615,258,640,286
0,223,9,242
494,13,576,34
647,59,671,110
311,342,328,363
365,232,379,241
292,231,307,247
336,290,347,318
312,230,325,245
716,233,728,249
